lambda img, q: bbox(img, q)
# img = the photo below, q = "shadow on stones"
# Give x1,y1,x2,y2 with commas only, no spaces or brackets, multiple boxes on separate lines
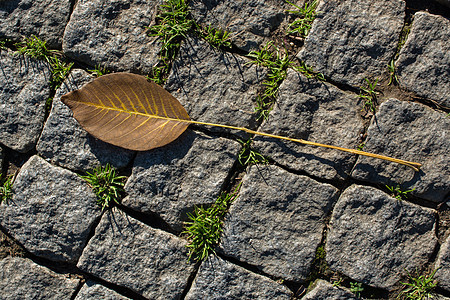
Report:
405,0,450,19
0,0,22,14
119,204,177,236
269,138,350,181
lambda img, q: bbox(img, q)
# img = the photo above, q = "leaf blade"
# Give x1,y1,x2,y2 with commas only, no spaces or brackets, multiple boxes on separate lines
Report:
61,72,191,151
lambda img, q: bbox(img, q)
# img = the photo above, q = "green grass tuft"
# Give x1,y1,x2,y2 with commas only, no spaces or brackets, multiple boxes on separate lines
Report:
359,78,379,114
386,185,415,201
183,184,241,261
247,42,291,120
0,175,13,204
238,139,269,166
198,24,232,49
88,65,111,77
293,60,325,81
80,164,126,211
148,0,194,83
148,0,233,84
388,59,399,86
286,0,318,39
350,282,364,298
398,269,438,300
15,35,73,89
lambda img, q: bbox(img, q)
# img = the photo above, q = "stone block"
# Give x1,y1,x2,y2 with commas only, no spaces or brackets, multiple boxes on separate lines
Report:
352,99,450,202
0,50,51,153
326,185,437,290
219,164,338,282
0,155,101,262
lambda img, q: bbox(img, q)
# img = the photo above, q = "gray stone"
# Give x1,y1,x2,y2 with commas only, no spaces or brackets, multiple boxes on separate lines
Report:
302,280,358,300
75,281,131,300
396,12,450,108
189,0,289,52
165,36,265,137
186,255,292,300
0,0,71,48
297,0,405,88
435,235,450,292
0,256,79,299
123,130,240,231
219,164,338,282
253,70,364,181
0,155,101,262
37,69,134,171
77,210,195,299
0,50,51,153
326,185,437,290
351,98,450,203
63,0,160,73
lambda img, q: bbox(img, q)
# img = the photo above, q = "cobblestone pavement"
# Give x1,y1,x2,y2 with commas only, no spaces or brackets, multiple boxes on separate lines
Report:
1,0,449,299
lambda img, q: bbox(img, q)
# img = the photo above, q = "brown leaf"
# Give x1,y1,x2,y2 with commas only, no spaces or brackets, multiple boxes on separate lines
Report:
61,72,191,151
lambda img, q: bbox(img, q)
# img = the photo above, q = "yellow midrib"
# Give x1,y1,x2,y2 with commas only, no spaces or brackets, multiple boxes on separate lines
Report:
78,101,422,171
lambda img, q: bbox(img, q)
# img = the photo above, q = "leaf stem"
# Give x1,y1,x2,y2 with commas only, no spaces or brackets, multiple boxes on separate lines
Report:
188,120,422,172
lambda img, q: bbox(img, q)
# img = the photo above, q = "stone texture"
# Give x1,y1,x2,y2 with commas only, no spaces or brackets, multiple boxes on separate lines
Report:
326,185,437,290
302,280,358,300
0,257,79,299
219,164,338,282
123,130,240,231
0,155,101,262
396,12,450,108
435,235,450,292
253,70,364,181
165,36,265,137
37,69,134,171
297,0,405,87
77,210,195,299
351,98,450,203
189,0,288,52
186,255,292,300
0,50,51,153
75,281,131,300
0,0,71,48
63,0,160,73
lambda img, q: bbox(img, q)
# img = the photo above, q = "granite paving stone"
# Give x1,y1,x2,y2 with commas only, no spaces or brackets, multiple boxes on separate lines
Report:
75,281,131,300
37,69,134,171
351,98,450,202
189,0,289,52
396,12,450,108
77,210,195,299
0,0,71,48
435,235,450,292
186,255,292,300
0,155,101,262
326,185,437,290
63,0,161,73
219,164,339,282
297,0,405,88
0,50,51,153
165,36,266,137
123,130,240,231
301,279,358,300
0,256,79,299
253,70,364,181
